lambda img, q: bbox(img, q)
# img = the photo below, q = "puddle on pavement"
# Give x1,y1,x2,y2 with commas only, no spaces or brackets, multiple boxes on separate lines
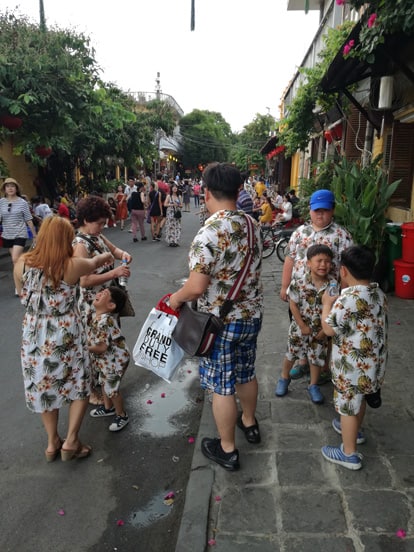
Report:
129,490,173,528
137,358,199,437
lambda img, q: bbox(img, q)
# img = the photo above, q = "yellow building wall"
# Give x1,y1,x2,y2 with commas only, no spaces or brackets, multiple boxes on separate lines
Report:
290,152,300,191
0,140,38,198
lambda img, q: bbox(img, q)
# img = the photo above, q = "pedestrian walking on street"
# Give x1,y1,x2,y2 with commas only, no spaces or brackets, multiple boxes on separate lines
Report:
170,162,263,471
129,183,147,242
115,185,128,230
0,178,37,288
14,216,114,462
164,183,183,247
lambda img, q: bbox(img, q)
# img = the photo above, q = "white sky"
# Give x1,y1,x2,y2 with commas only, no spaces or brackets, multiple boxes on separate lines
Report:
2,0,320,132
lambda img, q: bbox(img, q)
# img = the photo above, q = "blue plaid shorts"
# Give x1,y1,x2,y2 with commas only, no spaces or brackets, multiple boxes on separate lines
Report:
199,318,262,396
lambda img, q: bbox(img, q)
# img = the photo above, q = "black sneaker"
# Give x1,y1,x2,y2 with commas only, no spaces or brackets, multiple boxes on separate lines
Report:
201,437,240,471
141,237,147,241
109,412,129,432
90,405,116,417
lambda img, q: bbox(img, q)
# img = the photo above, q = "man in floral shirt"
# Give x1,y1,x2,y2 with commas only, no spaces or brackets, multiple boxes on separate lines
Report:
280,189,353,380
170,162,263,471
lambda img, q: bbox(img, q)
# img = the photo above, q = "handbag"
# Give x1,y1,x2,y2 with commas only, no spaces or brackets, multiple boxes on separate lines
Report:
133,295,185,382
111,278,136,317
172,215,255,357
173,208,182,220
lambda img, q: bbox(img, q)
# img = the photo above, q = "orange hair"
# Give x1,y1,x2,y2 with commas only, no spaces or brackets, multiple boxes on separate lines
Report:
22,216,75,288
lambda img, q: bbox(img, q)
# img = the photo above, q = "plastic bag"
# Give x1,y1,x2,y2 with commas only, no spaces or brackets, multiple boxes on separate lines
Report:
133,295,184,382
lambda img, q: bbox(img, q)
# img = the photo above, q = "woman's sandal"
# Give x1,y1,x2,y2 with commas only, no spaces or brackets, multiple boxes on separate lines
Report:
237,412,261,444
45,438,64,463
61,443,92,462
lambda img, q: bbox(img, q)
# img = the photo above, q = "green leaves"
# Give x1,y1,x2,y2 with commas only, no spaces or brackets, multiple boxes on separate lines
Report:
331,157,401,262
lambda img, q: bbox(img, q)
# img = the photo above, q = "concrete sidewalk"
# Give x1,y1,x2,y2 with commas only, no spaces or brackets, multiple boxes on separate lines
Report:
176,255,414,552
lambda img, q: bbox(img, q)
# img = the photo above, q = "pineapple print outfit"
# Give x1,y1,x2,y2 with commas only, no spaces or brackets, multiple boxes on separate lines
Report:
325,283,388,415
88,313,130,398
20,267,90,413
286,273,337,366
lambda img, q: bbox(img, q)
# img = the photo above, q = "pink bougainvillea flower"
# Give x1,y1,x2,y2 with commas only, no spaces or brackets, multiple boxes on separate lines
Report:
146,399,153,404
396,529,407,538
57,509,65,516
336,0,346,5
208,539,216,546
188,436,195,444
343,39,355,56
116,519,125,526
187,369,192,374
161,392,166,398
367,13,377,28
164,491,175,505
214,495,222,502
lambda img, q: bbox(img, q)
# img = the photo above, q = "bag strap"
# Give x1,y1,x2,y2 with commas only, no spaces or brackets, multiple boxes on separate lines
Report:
76,232,103,254
219,214,255,318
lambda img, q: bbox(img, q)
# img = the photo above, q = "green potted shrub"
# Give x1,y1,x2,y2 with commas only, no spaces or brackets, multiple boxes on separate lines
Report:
331,156,401,288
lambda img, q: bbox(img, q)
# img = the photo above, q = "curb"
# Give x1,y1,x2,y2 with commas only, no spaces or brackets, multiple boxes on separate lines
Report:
175,394,215,552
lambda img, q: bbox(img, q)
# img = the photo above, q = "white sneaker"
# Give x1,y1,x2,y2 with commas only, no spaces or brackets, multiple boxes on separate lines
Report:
109,413,129,432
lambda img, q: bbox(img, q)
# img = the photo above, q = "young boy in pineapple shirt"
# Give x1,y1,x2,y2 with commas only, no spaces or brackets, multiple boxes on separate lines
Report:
321,245,388,470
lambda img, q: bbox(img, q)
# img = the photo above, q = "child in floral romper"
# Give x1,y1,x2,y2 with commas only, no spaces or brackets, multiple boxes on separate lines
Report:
275,244,337,404
321,245,388,470
88,286,131,432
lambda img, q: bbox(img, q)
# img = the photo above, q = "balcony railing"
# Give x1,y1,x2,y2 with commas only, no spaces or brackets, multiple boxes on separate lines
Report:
129,91,184,117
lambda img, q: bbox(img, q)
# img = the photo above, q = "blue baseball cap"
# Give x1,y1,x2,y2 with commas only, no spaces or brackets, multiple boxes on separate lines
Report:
310,189,335,210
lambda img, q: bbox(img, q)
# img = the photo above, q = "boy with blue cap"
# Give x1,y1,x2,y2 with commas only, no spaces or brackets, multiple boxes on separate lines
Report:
278,189,353,381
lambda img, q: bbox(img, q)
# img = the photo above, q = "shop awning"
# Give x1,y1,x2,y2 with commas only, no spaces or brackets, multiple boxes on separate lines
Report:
260,135,278,155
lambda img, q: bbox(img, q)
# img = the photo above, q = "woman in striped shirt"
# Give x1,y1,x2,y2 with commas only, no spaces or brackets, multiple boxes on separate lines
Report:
0,178,37,278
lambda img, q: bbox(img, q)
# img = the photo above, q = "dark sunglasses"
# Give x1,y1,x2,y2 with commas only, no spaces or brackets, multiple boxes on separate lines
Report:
7,203,12,212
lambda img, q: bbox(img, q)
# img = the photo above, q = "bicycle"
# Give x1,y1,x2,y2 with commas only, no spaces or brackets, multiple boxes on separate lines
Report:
261,224,295,260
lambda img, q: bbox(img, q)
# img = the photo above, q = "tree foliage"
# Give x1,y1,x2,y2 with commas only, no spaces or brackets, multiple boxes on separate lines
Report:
230,113,275,173
179,109,233,172
0,10,178,188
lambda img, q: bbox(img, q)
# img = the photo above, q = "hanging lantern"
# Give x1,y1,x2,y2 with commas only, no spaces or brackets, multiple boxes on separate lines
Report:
331,123,343,141
0,114,23,130
35,145,52,158
324,130,333,144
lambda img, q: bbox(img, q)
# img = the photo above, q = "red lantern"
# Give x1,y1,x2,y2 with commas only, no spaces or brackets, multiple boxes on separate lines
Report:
324,130,333,144
0,114,23,130
331,123,343,141
35,145,52,158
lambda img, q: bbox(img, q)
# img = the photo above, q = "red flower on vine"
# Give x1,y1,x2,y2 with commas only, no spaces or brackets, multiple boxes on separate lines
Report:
367,13,377,28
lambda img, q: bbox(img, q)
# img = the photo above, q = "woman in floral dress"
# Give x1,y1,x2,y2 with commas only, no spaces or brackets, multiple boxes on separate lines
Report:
164,183,183,247
14,216,113,462
72,195,132,404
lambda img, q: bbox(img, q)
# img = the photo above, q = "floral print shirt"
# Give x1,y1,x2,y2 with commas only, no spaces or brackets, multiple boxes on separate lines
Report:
287,221,353,280
325,283,388,395
88,313,130,397
189,210,263,323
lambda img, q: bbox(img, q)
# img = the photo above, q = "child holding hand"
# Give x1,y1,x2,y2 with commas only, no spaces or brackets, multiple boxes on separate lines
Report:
88,286,130,432
275,244,336,404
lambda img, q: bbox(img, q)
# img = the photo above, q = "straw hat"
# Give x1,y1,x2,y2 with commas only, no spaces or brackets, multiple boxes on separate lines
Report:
2,177,21,194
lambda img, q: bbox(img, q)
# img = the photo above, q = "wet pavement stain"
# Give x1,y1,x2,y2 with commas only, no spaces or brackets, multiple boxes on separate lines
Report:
129,491,174,528
135,358,199,437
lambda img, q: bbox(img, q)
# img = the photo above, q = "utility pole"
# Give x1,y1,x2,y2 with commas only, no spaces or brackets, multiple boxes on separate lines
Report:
39,0,46,31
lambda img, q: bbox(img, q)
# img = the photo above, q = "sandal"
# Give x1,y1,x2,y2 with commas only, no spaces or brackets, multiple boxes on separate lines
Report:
45,438,64,463
237,412,261,444
289,363,309,380
61,443,92,462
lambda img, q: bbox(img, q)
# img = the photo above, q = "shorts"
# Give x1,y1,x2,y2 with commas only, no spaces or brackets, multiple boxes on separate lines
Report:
333,386,365,416
2,237,26,248
285,323,327,367
199,318,262,396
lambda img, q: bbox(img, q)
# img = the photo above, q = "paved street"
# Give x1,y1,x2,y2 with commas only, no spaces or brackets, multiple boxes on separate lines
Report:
176,251,414,552
0,210,204,552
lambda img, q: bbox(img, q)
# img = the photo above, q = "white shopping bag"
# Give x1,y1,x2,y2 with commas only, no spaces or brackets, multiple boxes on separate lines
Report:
133,295,185,383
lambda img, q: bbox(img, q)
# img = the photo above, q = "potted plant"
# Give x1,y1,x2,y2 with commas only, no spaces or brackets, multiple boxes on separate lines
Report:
331,156,401,289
